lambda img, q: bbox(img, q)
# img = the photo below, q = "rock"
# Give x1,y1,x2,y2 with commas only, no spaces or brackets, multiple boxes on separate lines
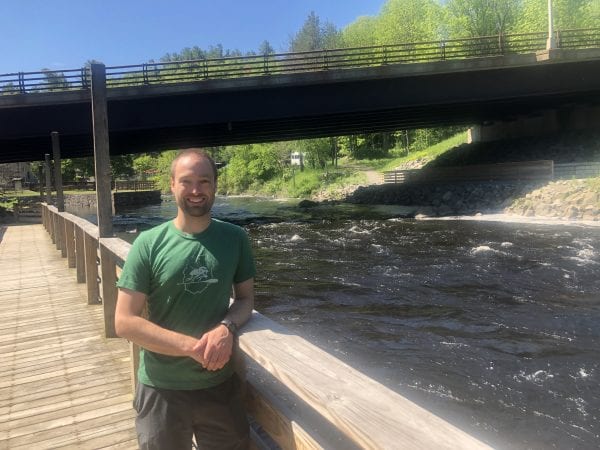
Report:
298,199,318,208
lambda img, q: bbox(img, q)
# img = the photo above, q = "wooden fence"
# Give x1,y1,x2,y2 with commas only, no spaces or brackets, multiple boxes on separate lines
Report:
384,160,554,184
40,203,491,450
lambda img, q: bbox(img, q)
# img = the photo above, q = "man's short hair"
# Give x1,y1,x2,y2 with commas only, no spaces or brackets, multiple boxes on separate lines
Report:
170,148,218,182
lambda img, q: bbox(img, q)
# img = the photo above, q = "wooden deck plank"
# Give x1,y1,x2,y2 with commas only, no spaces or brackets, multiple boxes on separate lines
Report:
0,224,137,449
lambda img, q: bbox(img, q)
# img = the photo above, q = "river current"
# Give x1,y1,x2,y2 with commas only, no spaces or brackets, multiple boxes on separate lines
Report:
95,196,599,449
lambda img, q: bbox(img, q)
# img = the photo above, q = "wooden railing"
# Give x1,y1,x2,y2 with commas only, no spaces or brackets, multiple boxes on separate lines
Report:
384,160,554,184
41,203,491,449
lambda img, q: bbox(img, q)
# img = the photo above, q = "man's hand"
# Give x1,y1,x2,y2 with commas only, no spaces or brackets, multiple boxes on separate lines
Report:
192,325,234,371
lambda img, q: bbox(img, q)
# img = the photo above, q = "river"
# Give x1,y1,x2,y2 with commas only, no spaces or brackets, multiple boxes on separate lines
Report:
89,195,600,449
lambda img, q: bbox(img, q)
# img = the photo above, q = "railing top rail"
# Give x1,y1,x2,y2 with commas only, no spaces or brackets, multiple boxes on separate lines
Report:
2,27,599,95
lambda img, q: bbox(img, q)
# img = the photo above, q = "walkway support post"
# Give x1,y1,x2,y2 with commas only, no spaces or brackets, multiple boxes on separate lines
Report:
51,132,65,212
91,63,118,338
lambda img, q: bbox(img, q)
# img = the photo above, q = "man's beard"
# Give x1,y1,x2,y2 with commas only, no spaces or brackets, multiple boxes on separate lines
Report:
177,195,214,218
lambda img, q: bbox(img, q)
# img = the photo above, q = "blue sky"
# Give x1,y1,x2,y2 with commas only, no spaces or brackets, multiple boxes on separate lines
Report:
0,0,386,74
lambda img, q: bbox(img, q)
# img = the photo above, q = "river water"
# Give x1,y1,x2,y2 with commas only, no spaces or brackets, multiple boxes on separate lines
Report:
95,196,599,449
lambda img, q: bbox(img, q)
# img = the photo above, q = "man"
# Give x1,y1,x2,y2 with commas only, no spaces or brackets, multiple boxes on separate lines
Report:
115,149,255,450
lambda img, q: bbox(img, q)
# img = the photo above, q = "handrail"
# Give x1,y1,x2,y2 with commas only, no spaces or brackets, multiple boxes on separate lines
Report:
40,203,492,449
2,27,598,95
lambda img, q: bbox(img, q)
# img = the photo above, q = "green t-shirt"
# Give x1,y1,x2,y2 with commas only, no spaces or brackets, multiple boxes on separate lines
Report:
117,218,256,390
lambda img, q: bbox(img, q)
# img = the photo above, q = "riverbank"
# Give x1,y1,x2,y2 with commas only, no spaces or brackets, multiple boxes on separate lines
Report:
343,178,600,222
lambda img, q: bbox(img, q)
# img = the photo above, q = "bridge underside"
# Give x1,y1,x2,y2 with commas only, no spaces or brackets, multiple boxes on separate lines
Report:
1,55,599,163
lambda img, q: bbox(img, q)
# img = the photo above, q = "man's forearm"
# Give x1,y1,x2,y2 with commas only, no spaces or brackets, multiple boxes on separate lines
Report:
116,314,198,358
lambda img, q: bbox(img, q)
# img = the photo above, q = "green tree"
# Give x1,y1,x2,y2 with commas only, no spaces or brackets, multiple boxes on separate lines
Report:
61,157,94,182
289,11,342,52
258,40,275,55
342,16,379,47
110,154,134,179
133,154,158,180
445,0,521,38
153,150,179,192
514,0,594,33
375,0,442,44
41,69,69,91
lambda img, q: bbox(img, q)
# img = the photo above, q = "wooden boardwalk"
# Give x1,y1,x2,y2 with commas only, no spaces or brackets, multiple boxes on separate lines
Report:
0,224,137,449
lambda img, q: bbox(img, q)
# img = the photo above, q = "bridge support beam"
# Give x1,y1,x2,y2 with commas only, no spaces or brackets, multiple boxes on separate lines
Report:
91,63,118,338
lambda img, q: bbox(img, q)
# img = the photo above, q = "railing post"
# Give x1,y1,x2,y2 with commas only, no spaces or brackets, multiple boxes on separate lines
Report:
64,218,76,268
84,232,100,305
49,209,56,243
99,241,118,338
56,215,65,255
81,67,89,89
74,225,86,282
383,45,388,65
18,72,26,93
143,63,149,85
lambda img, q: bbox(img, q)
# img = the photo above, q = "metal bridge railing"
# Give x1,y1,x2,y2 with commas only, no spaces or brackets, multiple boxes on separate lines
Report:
1,28,598,95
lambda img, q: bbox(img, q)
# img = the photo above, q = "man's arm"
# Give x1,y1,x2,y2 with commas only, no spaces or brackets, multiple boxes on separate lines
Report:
194,278,255,371
115,287,203,364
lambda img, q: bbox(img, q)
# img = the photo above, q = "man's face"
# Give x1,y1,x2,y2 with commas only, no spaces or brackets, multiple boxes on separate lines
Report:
170,154,217,218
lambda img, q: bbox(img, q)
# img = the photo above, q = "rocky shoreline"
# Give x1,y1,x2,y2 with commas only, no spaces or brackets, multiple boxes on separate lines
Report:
342,178,600,222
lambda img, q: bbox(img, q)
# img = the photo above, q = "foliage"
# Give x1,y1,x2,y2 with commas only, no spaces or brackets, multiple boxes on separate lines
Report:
514,0,595,33
111,155,135,179
289,11,342,52
153,150,179,193
342,16,380,47
133,154,158,180
41,69,69,91
375,0,443,44
445,0,521,38
61,157,94,182
220,144,284,194
586,176,600,191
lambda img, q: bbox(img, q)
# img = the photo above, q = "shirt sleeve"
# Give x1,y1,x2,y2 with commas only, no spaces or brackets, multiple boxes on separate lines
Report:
234,228,256,284
116,234,152,294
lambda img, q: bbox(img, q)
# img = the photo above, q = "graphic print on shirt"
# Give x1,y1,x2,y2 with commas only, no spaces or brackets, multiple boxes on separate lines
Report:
179,250,219,295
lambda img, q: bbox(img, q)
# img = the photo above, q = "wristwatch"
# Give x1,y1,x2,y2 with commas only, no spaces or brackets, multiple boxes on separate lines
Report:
220,318,238,335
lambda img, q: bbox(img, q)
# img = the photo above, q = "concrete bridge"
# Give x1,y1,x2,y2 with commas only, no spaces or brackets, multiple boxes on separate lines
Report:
1,29,599,163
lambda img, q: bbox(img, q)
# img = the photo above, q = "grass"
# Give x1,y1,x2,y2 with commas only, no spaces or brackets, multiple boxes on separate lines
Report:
250,131,469,199
585,176,600,191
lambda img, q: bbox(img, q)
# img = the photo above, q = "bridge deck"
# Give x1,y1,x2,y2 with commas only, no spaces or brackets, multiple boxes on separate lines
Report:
0,224,137,449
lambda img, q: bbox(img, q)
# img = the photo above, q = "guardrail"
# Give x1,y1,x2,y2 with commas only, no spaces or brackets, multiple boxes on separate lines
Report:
384,160,555,184
41,203,492,449
554,162,600,179
2,27,598,94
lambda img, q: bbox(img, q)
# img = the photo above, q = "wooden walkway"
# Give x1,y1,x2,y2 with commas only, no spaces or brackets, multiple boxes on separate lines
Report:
0,224,137,449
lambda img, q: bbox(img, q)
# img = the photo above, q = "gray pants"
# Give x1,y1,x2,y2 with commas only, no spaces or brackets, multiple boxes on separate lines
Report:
133,375,249,450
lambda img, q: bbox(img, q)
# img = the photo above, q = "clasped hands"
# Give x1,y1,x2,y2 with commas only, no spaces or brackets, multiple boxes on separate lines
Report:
189,324,233,371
